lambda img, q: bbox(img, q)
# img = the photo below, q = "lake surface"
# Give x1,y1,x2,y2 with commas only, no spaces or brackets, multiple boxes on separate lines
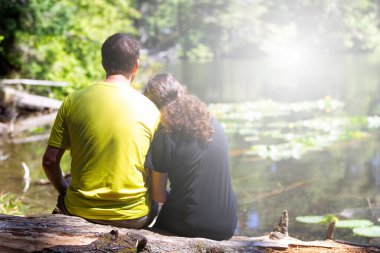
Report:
1,53,380,243
164,53,380,242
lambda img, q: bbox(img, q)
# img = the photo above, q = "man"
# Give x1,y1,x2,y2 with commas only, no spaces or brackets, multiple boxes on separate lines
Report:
42,33,160,228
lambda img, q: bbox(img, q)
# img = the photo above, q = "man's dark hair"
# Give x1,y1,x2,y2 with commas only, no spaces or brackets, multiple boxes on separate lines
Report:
101,33,140,78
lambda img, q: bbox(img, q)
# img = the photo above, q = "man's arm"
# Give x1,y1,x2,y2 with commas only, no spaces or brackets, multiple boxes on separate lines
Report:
42,145,67,194
150,170,168,203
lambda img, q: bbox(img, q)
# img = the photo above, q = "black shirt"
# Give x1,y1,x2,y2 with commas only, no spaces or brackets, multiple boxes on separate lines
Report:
145,118,237,240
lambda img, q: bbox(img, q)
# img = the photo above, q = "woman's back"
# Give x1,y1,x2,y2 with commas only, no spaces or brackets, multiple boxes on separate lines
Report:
143,73,237,240
147,118,237,240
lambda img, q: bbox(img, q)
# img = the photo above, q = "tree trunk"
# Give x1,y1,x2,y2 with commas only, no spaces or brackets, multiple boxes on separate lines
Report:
0,214,378,253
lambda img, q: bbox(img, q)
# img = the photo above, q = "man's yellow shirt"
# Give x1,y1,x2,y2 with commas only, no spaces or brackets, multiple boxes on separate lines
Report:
48,82,160,220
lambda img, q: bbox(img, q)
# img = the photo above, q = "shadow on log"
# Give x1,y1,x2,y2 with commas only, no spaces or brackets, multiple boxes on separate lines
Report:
0,212,379,253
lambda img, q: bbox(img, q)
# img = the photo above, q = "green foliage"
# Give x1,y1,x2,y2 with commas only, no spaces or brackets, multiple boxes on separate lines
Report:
0,192,25,216
138,0,380,58
187,44,214,61
2,0,380,90
297,214,378,238
140,0,232,59
0,0,141,98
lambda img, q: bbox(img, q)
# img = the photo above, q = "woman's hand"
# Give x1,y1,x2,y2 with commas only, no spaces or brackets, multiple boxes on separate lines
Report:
150,170,168,203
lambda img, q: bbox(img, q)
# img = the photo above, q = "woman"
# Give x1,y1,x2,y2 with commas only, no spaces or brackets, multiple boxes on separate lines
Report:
144,73,237,240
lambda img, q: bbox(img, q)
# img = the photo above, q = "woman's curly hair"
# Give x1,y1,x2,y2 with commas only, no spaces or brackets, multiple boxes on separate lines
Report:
143,73,214,143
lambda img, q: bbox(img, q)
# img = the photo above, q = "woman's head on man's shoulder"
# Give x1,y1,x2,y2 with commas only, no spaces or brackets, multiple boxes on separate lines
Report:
144,73,214,143
143,73,186,109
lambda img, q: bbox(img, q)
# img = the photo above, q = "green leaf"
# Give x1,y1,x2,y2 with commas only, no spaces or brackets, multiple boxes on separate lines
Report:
353,226,380,237
323,214,339,223
336,219,373,228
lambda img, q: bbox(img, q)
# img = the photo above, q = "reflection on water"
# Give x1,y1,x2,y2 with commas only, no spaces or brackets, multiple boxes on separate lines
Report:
0,141,70,216
164,53,380,115
0,54,379,242
232,134,380,242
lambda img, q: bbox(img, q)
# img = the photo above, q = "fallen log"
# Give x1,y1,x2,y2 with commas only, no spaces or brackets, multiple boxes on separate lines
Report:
0,87,62,111
0,213,379,253
10,133,50,144
0,112,57,137
0,79,68,87
13,112,57,133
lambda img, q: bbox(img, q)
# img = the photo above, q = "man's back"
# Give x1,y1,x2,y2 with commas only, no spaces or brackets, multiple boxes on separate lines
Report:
48,82,160,220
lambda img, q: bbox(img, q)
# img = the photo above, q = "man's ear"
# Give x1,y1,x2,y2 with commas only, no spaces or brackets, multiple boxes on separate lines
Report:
132,60,139,75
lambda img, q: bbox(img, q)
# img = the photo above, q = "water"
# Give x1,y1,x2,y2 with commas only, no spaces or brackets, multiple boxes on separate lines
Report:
163,53,380,242
164,53,380,115
1,53,380,243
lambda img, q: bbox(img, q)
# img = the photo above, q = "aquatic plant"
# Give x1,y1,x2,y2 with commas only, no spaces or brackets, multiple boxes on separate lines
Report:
208,99,380,161
296,214,379,238
335,219,374,229
296,214,339,224
353,226,380,237
0,192,25,216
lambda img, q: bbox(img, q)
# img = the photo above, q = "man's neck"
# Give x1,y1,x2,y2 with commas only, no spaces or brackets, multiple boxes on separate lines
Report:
105,74,131,86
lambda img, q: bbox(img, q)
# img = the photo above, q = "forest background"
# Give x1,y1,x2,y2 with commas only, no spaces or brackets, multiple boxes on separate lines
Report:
1,0,380,98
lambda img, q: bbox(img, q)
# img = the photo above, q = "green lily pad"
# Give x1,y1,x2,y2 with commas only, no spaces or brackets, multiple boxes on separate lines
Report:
296,214,338,224
336,219,373,228
353,226,380,237
296,216,327,224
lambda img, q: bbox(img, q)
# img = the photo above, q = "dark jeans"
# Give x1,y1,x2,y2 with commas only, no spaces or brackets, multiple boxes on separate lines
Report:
53,193,158,229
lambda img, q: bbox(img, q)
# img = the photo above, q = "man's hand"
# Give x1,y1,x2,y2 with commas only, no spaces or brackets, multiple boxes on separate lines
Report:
42,146,67,194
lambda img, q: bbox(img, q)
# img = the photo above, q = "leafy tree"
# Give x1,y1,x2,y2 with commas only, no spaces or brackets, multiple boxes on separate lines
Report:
138,0,246,59
1,0,380,83
0,0,141,98
0,0,28,75
138,0,380,58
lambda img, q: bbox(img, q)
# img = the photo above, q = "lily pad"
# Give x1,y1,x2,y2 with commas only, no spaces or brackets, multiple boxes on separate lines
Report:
336,219,373,228
296,216,327,224
353,226,380,237
296,214,338,224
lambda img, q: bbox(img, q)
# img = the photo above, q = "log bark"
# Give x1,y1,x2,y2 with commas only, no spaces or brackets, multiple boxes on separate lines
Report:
0,214,379,253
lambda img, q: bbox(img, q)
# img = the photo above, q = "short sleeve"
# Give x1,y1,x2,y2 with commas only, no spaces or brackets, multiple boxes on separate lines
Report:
47,95,71,149
144,127,172,173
